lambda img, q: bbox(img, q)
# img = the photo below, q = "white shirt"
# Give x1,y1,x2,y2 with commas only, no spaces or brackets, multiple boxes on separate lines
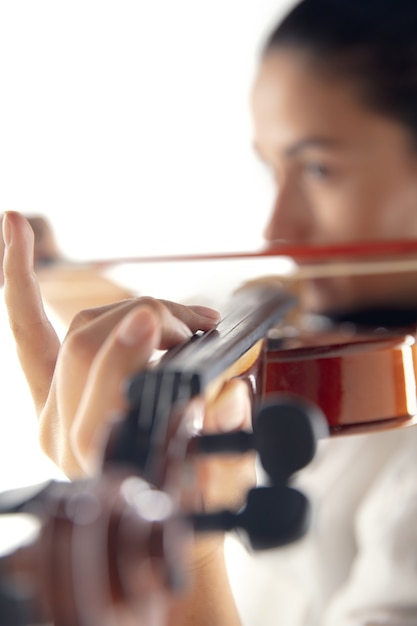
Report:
226,426,417,625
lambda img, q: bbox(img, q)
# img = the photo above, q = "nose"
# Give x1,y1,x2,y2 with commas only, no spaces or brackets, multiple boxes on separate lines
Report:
263,178,311,245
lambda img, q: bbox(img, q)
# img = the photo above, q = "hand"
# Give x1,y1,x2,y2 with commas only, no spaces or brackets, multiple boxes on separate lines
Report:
2,211,248,626
0,212,62,284
2,211,253,489
2,212,224,475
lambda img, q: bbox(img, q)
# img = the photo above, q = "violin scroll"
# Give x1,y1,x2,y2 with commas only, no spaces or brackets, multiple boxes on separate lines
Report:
0,472,189,626
0,393,326,625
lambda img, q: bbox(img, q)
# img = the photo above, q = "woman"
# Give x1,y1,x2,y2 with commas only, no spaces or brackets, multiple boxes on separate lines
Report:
3,0,417,623
256,0,417,316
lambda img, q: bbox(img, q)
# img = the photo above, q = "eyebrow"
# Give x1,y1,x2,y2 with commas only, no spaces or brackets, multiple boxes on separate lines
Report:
285,137,345,158
253,136,346,161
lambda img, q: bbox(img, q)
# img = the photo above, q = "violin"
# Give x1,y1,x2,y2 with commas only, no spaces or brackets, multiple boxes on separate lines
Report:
2,239,417,625
37,236,417,434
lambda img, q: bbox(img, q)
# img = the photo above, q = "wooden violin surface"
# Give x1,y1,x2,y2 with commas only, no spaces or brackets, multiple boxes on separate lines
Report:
262,327,417,434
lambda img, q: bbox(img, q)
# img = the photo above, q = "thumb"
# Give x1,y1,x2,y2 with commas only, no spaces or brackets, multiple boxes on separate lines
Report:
2,211,60,413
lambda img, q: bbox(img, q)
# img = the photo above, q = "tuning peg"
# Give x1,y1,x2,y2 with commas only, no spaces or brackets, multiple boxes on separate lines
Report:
191,484,310,550
253,395,328,484
194,395,328,483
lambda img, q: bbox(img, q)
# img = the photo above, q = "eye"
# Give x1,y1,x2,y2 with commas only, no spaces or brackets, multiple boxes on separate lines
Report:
303,162,332,180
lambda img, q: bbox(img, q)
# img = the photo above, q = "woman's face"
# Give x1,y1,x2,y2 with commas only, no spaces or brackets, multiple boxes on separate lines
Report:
251,48,417,314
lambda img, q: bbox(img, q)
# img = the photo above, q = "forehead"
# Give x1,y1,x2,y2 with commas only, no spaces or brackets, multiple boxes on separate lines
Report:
251,48,381,151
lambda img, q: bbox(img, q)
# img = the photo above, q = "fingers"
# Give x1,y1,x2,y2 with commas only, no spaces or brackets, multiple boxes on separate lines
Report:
196,380,255,512
67,306,162,474
54,299,214,437
204,378,252,433
159,301,220,334
66,297,220,358
60,300,219,476
2,211,60,413
68,298,220,339
35,270,220,475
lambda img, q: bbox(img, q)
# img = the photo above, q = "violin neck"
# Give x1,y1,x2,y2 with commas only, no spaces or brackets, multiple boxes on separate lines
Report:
105,283,296,480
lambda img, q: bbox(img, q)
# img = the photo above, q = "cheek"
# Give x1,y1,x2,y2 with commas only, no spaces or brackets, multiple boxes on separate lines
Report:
305,185,367,243
308,176,417,243
374,184,417,238
340,158,417,240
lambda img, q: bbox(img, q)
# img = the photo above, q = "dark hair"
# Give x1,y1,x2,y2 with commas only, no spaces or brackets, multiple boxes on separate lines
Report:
263,0,417,142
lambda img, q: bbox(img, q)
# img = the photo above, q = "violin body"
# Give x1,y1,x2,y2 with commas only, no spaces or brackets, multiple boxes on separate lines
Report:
263,327,417,433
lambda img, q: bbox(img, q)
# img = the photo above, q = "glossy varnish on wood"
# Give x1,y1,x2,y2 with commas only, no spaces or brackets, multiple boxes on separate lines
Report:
262,331,417,433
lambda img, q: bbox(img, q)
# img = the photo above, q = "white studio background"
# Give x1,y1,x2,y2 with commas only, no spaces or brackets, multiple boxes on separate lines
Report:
0,0,296,260
0,1,297,615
